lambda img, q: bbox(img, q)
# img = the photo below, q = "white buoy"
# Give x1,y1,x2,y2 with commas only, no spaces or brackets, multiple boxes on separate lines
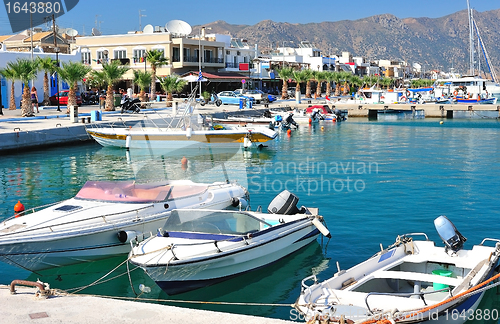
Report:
186,127,192,139
312,217,331,238
125,135,131,150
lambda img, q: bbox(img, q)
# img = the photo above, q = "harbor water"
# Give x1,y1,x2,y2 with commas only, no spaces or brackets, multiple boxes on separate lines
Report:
1,118,500,322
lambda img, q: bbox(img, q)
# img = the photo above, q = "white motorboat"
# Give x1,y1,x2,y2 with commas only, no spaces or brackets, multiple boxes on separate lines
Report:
129,190,331,295
86,124,277,150
0,180,248,272
86,88,277,150
295,216,500,324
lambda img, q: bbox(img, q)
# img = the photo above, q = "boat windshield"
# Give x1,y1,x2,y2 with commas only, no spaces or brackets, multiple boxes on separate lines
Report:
164,210,268,235
75,181,208,203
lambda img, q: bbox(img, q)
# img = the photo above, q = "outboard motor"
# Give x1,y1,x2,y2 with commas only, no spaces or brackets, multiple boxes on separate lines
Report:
434,215,467,254
268,190,305,215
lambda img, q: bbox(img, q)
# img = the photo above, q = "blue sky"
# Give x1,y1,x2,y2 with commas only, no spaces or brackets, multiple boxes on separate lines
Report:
0,0,498,36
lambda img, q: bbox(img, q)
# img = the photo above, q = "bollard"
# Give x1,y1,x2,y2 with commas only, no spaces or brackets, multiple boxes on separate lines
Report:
70,105,78,123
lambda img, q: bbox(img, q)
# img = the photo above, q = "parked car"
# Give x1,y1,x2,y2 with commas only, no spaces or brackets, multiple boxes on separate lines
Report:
233,89,266,104
216,91,254,105
49,90,83,106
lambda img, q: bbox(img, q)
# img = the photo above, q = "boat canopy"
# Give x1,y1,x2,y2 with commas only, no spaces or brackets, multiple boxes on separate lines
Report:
75,181,208,203
408,88,433,92
163,210,272,236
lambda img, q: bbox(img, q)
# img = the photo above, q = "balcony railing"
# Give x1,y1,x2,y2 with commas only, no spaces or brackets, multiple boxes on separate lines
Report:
171,57,224,64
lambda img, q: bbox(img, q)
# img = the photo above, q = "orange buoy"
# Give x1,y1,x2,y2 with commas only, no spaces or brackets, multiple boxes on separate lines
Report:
287,129,292,136
308,118,312,124
181,156,188,170
14,201,25,217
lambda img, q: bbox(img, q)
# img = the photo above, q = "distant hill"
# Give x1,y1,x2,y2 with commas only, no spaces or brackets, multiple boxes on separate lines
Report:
194,9,500,76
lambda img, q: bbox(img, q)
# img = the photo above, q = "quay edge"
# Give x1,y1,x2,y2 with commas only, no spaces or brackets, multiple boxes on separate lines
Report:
1,102,499,153
0,284,294,324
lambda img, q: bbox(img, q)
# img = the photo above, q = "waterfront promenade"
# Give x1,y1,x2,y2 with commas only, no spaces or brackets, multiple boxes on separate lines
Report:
1,99,499,153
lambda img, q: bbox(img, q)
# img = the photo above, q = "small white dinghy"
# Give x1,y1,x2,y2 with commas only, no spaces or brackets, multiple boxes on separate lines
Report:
129,190,331,295
295,216,500,324
0,180,248,272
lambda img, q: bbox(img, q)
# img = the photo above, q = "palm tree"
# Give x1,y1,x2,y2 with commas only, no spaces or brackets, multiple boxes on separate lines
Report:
158,74,188,107
339,71,352,96
7,58,40,116
314,71,327,99
350,75,363,96
146,49,169,101
380,77,393,89
362,76,372,88
302,69,313,98
99,61,129,111
133,70,152,103
291,69,309,102
57,61,92,113
0,66,19,110
324,71,336,98
276,67,294,99
332,72,342,96
37,56,57,105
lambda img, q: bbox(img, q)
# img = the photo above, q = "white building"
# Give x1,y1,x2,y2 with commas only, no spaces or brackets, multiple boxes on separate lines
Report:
0,46,82,109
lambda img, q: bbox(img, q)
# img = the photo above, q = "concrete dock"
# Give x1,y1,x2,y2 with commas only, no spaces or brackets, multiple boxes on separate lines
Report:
1,284,294,324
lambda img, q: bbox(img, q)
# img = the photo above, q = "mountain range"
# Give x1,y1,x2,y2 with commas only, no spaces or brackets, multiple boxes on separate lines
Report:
194,8,500,76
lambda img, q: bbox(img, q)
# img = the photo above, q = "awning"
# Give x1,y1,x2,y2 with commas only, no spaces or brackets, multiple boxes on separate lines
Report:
182,71,250,83
181,74,207,82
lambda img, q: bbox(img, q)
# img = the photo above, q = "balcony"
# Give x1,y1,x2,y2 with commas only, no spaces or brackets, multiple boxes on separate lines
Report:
111,58,130,65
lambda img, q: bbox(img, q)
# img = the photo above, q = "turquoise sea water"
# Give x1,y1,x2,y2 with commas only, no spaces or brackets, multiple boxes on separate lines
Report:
1,118,500,321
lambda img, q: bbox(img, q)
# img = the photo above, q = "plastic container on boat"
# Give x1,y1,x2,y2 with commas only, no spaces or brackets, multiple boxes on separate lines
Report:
432,269,453,290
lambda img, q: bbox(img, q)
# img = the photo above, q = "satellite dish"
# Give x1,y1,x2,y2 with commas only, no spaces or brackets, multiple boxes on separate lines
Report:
143,24,154,34
165,20,192,36
91,28,101,36
66,28,78,37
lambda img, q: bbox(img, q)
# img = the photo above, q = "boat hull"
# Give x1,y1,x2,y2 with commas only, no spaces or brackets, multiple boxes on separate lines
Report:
0,182,247,272
87,127,277,149
136,222,319,295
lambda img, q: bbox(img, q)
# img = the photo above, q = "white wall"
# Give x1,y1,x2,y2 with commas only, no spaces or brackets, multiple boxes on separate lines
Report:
0,47,82,108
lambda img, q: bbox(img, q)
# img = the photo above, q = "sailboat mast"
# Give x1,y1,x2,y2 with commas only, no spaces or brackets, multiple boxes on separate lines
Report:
467,0,475,76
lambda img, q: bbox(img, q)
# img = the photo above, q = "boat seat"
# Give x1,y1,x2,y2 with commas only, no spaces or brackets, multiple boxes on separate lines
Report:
372,270,462,287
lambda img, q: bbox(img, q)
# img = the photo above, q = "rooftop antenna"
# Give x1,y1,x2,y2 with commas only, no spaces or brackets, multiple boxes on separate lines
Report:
139,10,146,31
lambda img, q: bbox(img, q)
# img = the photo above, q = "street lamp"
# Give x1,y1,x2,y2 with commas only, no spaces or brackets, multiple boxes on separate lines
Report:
198,26,211,99
51,14,61,111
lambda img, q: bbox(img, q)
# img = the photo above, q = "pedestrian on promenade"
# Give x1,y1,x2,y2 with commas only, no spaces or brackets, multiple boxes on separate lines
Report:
31,87,39,113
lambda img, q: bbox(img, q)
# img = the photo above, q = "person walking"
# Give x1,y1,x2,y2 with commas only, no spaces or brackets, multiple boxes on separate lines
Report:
31,86,39,113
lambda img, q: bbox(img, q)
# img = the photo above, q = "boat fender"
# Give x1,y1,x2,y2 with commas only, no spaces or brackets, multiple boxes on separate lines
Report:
312,217,331,238
231,197,248,209
243,136,252,149
186,127,192,139
117,230,139,243
125,135,131,150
